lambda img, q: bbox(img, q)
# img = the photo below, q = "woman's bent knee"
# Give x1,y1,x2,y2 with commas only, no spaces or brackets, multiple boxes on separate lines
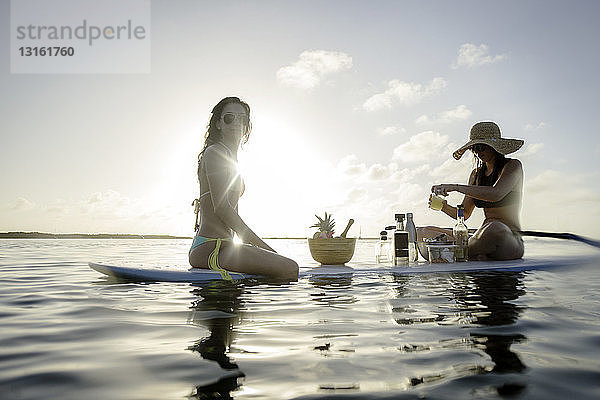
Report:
480,221,511,236
417,226,453,241
283,258,299,279
273,255,299,279
473,224,523,260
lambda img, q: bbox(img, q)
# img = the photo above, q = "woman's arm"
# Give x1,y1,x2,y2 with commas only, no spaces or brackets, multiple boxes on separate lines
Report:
433,159,522,202
203,147,276,252
462,170,477,220
439,169,476,220
440,200,456,219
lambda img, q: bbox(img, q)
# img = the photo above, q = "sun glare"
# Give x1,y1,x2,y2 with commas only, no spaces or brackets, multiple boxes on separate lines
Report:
236,112,346,237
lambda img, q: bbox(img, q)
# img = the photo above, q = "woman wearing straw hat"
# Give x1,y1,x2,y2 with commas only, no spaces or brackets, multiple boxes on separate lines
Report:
418,121,525,261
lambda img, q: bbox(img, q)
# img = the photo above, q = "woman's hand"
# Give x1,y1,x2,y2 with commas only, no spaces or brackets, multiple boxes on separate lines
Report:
243,233,277,253
431,184,457,197
428,193,447,211
260,241,277,253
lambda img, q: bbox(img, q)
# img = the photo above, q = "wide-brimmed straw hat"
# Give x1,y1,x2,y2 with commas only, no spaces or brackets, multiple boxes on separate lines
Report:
453,121,524,160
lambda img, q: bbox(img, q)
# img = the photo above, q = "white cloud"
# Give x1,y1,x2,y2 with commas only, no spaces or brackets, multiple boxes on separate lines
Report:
429,155,474,181
10,197,36,211
392,131,451,163
337,154,367,175
516,143,544,158
47,199,68,215
367,163,397,180
452,43,507,69
380,126,406,136
415,105,472,126
389,164,433,186
525,170,573,195
524,122,549,131
527,171,600,203
87,190,130,208
326,153,600,238
80,190,139,219
0,190,186,235
344,187,368,203
329,159,434,235
523,170,600,234
363,77,447,111
276,50,353,89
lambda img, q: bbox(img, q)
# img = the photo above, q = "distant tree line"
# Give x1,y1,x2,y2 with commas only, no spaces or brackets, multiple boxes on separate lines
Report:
0,232,192,239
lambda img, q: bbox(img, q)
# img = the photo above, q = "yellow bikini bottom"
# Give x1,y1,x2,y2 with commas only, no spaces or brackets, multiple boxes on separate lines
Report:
190,236,233,281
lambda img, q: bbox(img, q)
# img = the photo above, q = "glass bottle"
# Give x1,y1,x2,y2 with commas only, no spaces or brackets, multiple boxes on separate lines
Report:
406,213,418,263
453,205,469,262
376,230,392,263
394,214,409,265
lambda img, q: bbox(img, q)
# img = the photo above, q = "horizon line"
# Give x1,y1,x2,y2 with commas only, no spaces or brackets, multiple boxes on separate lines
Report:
0,231,376,240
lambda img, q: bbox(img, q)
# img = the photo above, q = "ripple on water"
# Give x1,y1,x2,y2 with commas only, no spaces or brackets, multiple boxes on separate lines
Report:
0,238,599,399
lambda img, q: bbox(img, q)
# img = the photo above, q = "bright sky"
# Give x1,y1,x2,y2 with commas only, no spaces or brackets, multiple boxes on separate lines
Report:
1,0,600,238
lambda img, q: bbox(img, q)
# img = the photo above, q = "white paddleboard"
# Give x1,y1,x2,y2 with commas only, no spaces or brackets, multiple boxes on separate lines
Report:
89,262,358,282
390,255,599,274
89,262,359,282
89,255,598,283
89,262,251,282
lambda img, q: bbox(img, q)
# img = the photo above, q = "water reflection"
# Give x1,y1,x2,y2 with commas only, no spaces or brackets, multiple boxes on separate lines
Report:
308,273,360,359
308,274,356,307
468,274,527,398
453,273,526,373
187,281,246,399
390,275,446,325
465,272,528,396
392,271,528,395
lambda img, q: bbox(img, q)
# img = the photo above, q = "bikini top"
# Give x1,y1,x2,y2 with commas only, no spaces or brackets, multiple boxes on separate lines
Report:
198,142,244,201
472,157,521,208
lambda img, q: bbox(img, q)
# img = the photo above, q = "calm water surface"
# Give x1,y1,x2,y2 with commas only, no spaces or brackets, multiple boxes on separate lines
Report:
1,238,599,399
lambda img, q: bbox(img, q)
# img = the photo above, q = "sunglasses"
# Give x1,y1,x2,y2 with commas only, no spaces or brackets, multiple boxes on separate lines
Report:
221,112,249,125
471,144,489,153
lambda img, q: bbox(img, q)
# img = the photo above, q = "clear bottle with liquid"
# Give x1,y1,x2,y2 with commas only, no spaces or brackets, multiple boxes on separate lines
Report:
453,205,469,262
393,214,409,265
406,213,418,263
375,230,392,263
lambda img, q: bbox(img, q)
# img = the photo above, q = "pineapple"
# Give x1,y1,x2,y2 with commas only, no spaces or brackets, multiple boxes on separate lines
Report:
310,212,336,238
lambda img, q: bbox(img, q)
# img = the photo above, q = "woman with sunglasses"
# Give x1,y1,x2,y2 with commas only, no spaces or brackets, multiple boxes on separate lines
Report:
419,121,525,261
189,97,299,280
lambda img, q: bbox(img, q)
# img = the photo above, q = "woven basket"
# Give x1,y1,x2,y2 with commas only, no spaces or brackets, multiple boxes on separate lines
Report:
307,238,356,265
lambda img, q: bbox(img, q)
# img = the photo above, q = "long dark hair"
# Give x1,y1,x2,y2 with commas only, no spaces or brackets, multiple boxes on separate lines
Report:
198,97,252,160
474,147,507,186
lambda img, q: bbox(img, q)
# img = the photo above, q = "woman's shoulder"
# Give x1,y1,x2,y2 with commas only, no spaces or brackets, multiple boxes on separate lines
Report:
504,158,523,170
499,158,523,181
202,143,232,162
